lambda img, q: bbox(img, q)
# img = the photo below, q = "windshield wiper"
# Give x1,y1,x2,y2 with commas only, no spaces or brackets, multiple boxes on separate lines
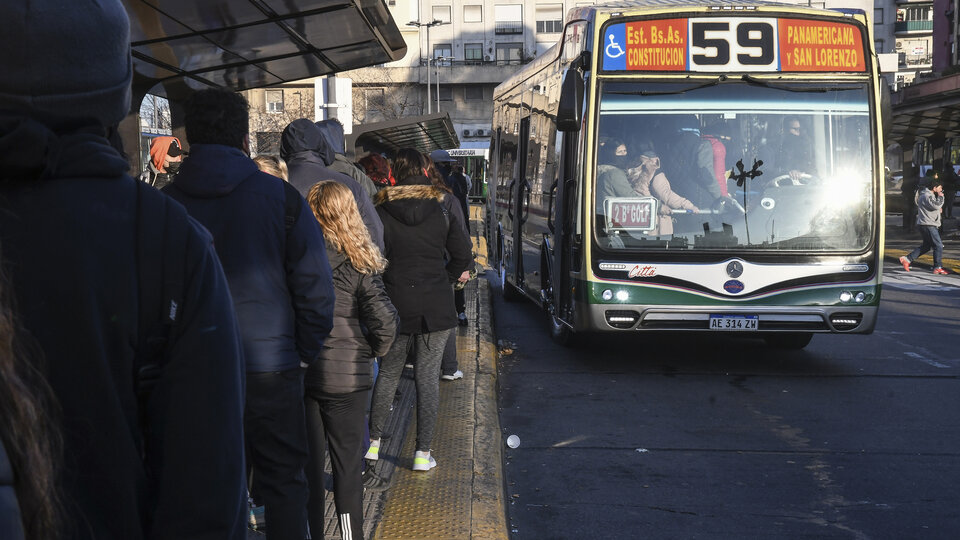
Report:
608,76,726,96
740,74,858,93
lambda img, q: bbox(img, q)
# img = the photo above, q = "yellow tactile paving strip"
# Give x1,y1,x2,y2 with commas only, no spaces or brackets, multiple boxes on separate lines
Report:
373,205,508,540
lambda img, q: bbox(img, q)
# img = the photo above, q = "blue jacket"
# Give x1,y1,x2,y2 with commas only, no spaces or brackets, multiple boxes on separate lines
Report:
0,117,247,539
165,144,335,372
280,119,385,251
0,440,23,540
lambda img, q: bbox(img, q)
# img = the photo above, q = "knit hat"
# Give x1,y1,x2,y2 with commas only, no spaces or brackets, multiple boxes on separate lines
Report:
0,0,133,127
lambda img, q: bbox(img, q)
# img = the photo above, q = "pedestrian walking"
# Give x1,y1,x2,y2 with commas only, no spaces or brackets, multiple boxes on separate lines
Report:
366,148,474,472
164,89,336,540
900,177,948,275
0,2,248,538
303,180,398,540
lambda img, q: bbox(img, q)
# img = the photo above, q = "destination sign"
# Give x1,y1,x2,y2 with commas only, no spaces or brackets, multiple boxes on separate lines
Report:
602,17,865,73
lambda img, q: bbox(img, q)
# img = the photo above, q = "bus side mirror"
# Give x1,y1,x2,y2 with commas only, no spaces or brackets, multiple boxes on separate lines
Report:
557,70,583,132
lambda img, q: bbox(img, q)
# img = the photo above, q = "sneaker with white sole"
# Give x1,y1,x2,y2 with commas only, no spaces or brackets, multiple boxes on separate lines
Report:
441,370,463,381
364,438,380,461
412,450,437,471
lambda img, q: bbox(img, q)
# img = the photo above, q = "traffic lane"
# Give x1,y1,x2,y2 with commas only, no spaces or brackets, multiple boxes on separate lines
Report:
493,279,960,539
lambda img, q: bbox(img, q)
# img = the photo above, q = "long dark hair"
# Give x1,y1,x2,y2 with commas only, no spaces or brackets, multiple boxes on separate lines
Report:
0,258,62,540
391,147,426,184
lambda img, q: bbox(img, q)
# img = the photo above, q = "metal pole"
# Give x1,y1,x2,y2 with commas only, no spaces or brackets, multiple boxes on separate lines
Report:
436,59,440,112
426,25,431,114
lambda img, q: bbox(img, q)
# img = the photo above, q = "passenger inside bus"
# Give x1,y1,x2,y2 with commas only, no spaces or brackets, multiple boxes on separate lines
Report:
599,147,699,238
761,115,819,185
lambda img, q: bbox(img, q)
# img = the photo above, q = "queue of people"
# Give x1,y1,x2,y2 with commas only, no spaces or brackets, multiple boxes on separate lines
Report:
0,1,476,537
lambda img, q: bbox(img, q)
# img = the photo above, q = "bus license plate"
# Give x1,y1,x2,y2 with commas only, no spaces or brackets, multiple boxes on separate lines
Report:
709,315,758,331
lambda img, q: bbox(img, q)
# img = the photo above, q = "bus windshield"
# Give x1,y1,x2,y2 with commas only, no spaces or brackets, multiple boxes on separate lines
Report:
594,80,874,252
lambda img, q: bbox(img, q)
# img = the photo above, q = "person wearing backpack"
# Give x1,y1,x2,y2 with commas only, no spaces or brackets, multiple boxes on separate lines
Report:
163,89,335,540
0,2,248,538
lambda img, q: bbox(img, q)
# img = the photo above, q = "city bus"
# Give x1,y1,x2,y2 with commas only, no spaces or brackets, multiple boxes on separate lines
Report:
487,0,883,348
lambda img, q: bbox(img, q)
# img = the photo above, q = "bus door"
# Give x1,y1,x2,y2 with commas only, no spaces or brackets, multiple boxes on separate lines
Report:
551,128,580,322
509,116,532,291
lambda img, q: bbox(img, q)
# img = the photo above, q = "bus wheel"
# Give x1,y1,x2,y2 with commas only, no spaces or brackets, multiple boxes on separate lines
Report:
499,250,522,302
763,332,813,349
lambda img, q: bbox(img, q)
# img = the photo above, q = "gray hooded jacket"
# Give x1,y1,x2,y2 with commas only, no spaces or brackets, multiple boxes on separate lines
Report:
915,187,944,227
315,119,378,196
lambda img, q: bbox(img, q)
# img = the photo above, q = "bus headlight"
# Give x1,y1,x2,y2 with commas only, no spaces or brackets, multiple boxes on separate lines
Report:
602,289,614,301
854,292,866,303
839,291,853,303
615,290,629,302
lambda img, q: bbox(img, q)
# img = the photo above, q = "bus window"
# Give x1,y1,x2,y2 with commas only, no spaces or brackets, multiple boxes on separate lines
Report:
594,81,873,252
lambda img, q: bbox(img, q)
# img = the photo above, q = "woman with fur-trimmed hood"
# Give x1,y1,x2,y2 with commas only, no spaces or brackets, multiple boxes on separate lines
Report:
366,148,473,473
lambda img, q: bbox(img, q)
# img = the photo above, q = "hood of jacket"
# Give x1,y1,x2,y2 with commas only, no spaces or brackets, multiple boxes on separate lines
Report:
0,115,128,182
315,119,345,155
373,182,448,227
280,118,335,166
170,143,257,197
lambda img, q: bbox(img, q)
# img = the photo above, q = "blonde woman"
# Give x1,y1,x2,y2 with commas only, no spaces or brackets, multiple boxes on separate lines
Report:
304,180,398,540
253,154,288,181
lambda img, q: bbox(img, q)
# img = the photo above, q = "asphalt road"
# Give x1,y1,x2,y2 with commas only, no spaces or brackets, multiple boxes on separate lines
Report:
492,262,960,540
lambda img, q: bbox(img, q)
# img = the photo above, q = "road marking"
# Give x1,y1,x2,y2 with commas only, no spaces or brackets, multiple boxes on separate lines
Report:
905,351,950,369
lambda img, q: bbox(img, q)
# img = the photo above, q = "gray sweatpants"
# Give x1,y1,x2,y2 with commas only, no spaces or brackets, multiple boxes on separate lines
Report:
369,328,454,452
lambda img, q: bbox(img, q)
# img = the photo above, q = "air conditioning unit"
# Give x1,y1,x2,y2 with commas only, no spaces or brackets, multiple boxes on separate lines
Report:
463,129,473,137
475,129,486,137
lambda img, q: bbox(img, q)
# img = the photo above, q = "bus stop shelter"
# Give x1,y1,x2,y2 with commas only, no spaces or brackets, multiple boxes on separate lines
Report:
346,112,460,158
119,0,407,170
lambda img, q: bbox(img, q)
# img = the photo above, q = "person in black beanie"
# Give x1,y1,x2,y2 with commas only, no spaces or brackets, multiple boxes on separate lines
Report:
0,1,248,538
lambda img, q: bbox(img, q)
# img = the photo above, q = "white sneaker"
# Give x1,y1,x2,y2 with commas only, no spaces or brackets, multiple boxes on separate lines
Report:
441,370,463,381
412,450,437,471
364,438,380,461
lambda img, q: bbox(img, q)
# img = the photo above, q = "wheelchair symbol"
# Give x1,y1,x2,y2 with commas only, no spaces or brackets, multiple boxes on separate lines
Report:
606,34,625,58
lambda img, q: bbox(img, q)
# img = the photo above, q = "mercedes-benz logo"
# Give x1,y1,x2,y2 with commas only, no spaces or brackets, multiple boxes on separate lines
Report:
726,261,744,278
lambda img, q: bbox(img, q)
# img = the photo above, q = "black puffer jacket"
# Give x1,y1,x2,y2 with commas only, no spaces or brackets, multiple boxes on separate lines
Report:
374,178,474,333
305,247,398,394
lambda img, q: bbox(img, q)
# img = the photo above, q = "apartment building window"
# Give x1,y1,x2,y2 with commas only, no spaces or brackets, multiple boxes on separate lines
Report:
265,90,284,113
433,44,453,65
433,5,452,24
496,42,523,65
465,43,484,64
495,4,523,34
465,86,484,100
874,8,883,25
364,88,386,111
438,86,453,101
464,5,482,23
536,4,563,34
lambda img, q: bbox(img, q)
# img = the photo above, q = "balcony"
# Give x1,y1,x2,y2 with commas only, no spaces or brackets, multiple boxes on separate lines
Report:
495,21,523,34
895,20,933,33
